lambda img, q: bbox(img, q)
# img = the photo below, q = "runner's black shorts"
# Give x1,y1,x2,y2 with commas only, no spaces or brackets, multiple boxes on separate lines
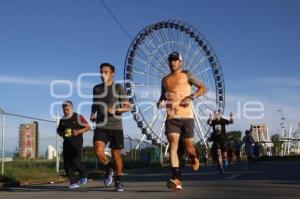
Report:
165,118,194,138
94,128,124,149
212,141,228,152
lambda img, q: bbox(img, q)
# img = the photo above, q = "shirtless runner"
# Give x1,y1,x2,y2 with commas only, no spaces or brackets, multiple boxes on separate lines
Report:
157,52,207,191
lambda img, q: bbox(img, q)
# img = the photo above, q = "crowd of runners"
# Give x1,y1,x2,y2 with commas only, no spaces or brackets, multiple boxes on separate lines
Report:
56,52,260,192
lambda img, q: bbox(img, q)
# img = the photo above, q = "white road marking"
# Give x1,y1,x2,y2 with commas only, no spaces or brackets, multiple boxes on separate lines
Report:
224,174,240,180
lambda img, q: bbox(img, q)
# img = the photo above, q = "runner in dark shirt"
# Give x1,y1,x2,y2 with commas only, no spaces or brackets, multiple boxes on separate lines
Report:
90,63,131,192
253,142,260,163
207,111,233,174
243,130,255,168
57,101,90,189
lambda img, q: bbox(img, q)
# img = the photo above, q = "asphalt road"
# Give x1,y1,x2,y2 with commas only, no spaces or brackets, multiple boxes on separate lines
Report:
1,161,300,199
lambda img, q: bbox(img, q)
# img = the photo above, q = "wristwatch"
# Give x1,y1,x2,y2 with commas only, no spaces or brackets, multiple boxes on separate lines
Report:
188,94,196,100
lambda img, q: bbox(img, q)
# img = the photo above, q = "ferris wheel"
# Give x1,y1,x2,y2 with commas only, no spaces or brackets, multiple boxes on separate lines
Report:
123,20,225,147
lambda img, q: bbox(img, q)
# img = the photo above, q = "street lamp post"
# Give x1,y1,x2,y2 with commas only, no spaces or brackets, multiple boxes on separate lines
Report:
55,112,60,173
0,108,6,175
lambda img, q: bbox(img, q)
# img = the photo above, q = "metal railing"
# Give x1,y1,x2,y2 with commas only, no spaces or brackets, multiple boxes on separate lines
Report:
0,109,160,175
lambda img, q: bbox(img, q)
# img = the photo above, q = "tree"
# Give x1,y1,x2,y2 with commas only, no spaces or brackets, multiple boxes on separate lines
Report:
271,134,283,155
227,131,242,143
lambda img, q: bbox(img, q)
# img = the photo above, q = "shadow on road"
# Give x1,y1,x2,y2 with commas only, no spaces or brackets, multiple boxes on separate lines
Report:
1,161,300,193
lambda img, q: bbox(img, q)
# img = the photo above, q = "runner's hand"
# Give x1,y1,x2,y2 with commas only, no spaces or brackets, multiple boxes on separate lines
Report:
180,97,191,108
72,130,81,137
90,114,96,122
108,106,116,115
157,100,165,109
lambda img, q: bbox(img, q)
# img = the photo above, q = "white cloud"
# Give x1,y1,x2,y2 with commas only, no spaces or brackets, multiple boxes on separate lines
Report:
0,75,51,86
0,75,95,89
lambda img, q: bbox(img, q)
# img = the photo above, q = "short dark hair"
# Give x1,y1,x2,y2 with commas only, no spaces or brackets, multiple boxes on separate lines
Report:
62,100,73,108
100,63,115,73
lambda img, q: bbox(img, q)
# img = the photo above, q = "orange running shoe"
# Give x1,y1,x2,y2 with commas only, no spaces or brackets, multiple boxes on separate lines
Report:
166,178,183,191
191,157,200,171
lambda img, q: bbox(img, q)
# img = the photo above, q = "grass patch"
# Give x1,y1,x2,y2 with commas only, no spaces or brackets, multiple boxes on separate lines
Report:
0,159,164,187
0,159,64,186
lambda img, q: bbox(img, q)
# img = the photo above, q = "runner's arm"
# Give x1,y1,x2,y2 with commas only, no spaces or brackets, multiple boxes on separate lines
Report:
251,136,255,144
73,115,91,136
157,77,167,108
56,120,65,138
223,113,234,125
187,71,207,99
207,118,213,126
90,86,97,121
115,101,131,113
115,84,131,114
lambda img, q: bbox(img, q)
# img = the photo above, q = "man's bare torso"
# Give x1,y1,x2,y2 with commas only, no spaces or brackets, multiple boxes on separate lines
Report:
163,72,193,119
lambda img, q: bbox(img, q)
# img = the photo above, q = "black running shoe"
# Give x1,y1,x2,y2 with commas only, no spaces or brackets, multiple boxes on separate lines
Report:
114,180,124,192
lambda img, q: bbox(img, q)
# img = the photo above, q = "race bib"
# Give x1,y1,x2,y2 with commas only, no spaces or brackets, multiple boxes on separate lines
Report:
215,124,222,132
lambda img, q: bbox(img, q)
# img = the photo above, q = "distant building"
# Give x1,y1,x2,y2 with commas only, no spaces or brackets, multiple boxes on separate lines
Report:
18,122,39,158
250,124,268,142
46,145,57,160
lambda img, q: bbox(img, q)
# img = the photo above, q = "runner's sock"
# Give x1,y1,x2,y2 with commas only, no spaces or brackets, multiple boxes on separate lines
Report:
116,175,122,181
104,161,113,172
171,167,181,180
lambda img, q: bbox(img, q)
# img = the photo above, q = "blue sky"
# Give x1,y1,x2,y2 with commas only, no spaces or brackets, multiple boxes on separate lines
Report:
0,0,300,149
